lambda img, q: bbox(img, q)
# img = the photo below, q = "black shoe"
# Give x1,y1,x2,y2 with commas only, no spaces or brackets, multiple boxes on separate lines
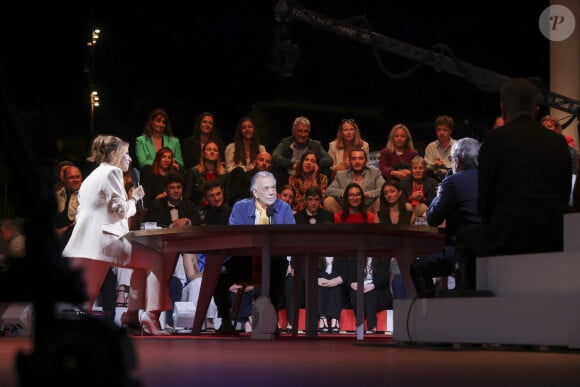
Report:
216,324,239,336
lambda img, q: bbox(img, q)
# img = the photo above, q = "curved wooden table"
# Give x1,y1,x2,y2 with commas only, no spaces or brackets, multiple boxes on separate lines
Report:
128,224,444,340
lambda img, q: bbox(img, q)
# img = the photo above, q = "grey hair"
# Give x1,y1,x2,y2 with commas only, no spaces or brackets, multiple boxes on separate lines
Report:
250,171,277,193
293,116,310,129
451,137,480,169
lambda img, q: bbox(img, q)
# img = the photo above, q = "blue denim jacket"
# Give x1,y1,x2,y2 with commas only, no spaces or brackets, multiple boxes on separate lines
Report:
228,198,296,225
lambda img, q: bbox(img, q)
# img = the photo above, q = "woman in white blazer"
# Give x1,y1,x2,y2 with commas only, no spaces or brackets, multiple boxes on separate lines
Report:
63,135,171,335
327,118,370,179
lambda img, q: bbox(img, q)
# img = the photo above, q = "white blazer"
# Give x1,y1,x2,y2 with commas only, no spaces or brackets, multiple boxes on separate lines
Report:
328,140,370,171
224,143,267,172
62,163,136,264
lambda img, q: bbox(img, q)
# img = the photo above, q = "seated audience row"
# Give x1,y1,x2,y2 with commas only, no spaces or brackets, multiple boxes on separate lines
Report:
132,109,468,191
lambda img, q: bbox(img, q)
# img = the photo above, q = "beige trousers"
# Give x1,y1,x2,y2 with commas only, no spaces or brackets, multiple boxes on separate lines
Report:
68,242,173,313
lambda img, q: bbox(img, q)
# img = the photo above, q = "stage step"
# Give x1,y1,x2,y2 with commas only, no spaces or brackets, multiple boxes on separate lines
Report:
393,295,580,348
393,222,580,349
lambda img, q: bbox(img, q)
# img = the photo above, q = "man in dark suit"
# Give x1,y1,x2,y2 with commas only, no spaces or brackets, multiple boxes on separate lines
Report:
410,138,482,297
477,78,572,256
294,186,335,224
200,180,232,225
145,172,201,329
146,173,201,228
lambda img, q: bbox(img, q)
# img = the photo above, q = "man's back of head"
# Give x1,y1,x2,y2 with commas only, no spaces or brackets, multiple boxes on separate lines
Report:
500,78,540,119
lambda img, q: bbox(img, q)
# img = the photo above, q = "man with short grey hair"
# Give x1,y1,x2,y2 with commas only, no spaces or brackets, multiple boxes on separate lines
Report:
271,116,333,187
410,137,481,297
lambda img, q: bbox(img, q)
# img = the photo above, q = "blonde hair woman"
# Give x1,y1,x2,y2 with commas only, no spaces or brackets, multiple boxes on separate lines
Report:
63,135,173,335
378,123,418,181
327,118,369,177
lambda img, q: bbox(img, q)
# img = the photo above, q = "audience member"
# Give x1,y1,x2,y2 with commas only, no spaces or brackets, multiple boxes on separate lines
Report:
346,256,389,334
327,118,370,179
0,217,27,334
146,172,202,330
200,180,232,225
225,151,272,207
195,180,245,334
140,147,181,209
54,165,82,249
477,78,571,256
400,156,438,220
53,160,76,191
182,112,225,170
62,135,172,335
288,150,329,212
334,183,387,333
317,256,346,333
334,183,376,224
378,123,418,181
541,115,579,175
377,179,414,226
135,107,184,170
277,185,296,209
184,140,228,207
324,148,384,214
281,186,334,333
181,253,218,332
377,179,413,299
424,115,456,181
224,117,267,173
271,116,333,188
0,217,26,270
146,172,201,228
410,138,481,297
294,186,334,224
541,115,575,147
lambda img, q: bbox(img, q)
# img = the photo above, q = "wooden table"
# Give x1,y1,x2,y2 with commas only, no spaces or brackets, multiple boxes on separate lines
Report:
128,224,444,340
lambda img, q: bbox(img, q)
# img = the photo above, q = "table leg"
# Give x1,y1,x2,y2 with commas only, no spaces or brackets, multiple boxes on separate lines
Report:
252,235,277,339
291,255,302,336
356,242,364,341
304,253,318,337
398,236,418,299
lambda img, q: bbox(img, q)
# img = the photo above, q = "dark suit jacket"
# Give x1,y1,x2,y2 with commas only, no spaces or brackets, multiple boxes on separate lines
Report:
427,168,480,245
224,167,254,207
146,197,201,228
201,204,232,225
346,257,391,310
477,116,571,256
294,208,335,224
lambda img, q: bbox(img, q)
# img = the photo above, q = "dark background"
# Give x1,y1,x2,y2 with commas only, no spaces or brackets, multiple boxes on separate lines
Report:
1,0,553,215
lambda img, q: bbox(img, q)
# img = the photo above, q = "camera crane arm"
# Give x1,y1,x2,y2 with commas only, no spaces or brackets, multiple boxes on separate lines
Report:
274,0,580,117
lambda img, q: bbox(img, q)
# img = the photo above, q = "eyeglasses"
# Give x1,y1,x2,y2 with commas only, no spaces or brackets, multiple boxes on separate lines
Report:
341,118,357,124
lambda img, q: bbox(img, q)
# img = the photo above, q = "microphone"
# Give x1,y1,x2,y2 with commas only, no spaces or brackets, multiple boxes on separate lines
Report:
130,167,140,186
130,167,143,208
266,206,275,224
